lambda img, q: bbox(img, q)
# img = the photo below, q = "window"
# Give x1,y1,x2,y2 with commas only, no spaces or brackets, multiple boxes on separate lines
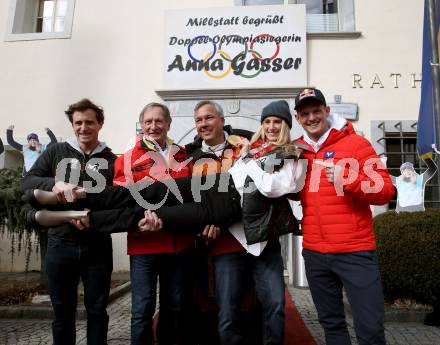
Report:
236,0,356,33
5,0,75,41
36,0,68,33
297,0,339,32
373,121,440,210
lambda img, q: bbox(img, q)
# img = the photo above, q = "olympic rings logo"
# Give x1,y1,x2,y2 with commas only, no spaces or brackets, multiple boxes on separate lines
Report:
186,34,281,79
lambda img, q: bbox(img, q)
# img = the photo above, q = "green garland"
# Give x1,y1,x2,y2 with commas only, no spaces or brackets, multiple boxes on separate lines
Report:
0,168,39,269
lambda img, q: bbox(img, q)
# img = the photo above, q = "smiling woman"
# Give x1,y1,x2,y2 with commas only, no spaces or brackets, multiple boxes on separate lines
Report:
262,117,285,144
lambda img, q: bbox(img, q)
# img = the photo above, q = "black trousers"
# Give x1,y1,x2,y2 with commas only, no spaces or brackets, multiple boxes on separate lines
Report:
85,173,241,234
302,249,386,345
45,235,112,345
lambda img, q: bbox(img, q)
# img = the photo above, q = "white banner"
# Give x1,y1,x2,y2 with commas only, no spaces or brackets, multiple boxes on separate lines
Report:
164,5,307,89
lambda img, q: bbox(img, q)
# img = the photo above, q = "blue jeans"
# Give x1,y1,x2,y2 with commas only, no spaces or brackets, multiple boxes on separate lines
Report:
303,249,386,345
130,250,193,345
45,236,113,345
213,241,285,345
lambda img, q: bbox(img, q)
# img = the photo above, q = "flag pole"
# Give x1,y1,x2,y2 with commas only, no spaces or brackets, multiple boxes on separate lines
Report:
427,0,440,204
427,0,440,151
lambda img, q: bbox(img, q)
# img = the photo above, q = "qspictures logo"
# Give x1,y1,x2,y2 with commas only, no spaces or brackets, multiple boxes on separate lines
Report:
55,150,390,210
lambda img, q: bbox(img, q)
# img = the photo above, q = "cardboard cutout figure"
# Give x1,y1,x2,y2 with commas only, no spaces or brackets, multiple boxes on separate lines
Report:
391,158,437,212
136,122,143,136
7,125,57,173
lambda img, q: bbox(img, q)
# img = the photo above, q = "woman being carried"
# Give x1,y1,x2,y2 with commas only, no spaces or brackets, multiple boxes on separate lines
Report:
26,172,241,233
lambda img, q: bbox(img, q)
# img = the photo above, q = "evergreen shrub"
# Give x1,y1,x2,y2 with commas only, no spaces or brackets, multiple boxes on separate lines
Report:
0,168,37,267
374,209,440,306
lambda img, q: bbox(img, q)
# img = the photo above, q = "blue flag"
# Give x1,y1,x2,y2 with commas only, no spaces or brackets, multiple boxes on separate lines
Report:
417,0,440,159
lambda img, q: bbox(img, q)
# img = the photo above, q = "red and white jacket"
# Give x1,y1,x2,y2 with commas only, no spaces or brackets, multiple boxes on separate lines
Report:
294,118,394,253
113,137,193,255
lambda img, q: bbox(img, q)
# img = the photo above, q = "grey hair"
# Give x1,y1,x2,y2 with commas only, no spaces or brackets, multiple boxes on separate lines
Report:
194,100,224,117
139,102,172,124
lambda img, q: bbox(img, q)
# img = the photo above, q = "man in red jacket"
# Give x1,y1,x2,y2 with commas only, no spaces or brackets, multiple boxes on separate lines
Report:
294,88,394,345
113,102,193,345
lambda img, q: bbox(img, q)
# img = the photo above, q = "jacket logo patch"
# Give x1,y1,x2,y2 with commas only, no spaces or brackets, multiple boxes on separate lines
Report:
324,151,334,158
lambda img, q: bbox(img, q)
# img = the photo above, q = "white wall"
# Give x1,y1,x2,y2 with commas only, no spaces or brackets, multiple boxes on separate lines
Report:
0,231,40,272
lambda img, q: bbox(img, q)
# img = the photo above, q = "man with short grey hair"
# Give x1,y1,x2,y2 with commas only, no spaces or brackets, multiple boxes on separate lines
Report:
138,102,173,125
194,100,225,116
192,100,227,149
188,100,286,345
187,101,247,345
113,102,194,345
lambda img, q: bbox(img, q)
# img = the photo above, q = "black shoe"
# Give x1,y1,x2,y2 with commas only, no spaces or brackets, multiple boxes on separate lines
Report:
424,312,440,327
22,189,42,209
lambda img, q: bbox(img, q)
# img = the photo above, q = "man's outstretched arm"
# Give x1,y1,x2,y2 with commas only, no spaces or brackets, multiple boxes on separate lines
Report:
7,125,23,151
45,128,58,145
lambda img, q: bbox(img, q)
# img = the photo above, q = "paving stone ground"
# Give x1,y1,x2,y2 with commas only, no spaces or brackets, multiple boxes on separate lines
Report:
1,286,440,345
288,286,440,345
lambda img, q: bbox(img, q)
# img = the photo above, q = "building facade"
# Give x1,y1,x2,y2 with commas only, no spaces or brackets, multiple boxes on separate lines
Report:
0,0,431,271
